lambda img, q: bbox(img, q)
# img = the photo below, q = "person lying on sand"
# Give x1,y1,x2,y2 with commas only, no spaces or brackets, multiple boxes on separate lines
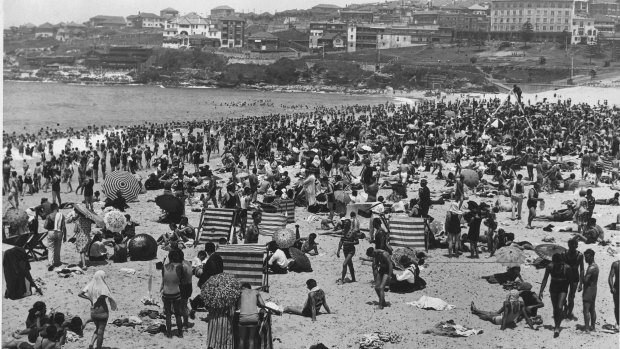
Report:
533,201,577,222
471,290,537,330
482,266,524,285
594,192,619,206
283,279,331,322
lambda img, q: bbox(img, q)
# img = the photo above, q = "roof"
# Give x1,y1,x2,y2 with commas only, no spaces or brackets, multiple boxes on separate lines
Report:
248,31,278,40
468,4,488,10
22,23,37,28
220,15,245,22
212,5,234,10
66,21,86,27
340,10,374,14
312,4,342,9
138,13,162,19
272,28,309,41
37,22,55,29
90,15,126,25
161,7,178,12
171,13,209,25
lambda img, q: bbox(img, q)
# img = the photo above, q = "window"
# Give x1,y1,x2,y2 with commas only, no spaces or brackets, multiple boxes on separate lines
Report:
543,25,546,30
519,18,522,23
551,18,554,23
527,9,531,14
543,18,547,22
551,11,554,15
565,10,569,15
350,35,353,39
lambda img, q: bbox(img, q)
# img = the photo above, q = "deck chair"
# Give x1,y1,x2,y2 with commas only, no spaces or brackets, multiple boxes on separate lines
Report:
389,215,428,252
245,210,287,238
218,244,269,292
2,233,33,249
233,309,274,349
195,208,236,246
25,231,48,261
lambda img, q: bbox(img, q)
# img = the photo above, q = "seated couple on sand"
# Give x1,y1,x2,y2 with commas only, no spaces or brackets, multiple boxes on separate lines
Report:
471,290,538,330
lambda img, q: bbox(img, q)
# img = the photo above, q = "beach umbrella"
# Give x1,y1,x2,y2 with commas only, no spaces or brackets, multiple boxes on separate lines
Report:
338,157,351,165
73,203,105,229
102,171,141,201
490,119,504,128
361,145,372,152
460,169,480,189
289,247,312,272
200,273,241,310
391,247,422,271
273,228,296,248
495,246,526,267
445,110,456,118
155,194,184,214
334,190,351,205
128,234,157,261
407,124,418,130
425,122,435,126
3,208,29,227
404,140,417,145
534,244,567,261
454,132,467,139
104,210,127,233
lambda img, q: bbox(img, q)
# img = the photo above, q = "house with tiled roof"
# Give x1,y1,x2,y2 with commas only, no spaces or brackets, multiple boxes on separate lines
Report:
130,12,165,28
164,12,210,38
247,31,279,50
211,5,235,19
35,22,56,38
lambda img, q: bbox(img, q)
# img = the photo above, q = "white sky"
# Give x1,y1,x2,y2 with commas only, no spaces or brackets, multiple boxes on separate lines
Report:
2,0,375,27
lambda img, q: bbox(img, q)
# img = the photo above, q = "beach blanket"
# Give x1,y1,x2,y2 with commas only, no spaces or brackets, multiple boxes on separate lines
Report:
423,320,483,337
359,332,402,349
198,208,236,244
389,216,426,250
249,211,287,237
218,244,267,289
407,295,455,311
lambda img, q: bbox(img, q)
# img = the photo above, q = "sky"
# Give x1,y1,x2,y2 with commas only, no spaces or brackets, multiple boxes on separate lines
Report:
2,0,378,27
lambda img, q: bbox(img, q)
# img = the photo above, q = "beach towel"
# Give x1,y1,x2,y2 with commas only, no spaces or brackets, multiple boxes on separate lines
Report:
389,216,426,250
407,295,455,310
423,320,483,337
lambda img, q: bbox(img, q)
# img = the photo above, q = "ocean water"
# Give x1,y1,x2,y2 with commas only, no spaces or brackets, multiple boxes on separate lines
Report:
2,81,391,134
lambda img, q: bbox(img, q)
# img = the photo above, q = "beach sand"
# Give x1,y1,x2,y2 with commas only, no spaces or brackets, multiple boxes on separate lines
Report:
3,93,620,349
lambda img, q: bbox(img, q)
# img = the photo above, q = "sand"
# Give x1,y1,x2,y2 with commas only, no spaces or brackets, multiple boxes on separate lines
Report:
3,90,620,349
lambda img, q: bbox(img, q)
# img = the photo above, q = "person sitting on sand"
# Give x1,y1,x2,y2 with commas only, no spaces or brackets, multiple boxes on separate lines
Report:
103,190,129,212
267,241,291,274
88,233,108,262
517,282,544,318
366,247,392,309
390,255,426,292
34,325,59,349
572,218,605,244
482,266,524,285
301,233,319,256
111,235,127,263
471,290,537,330
283,279,331,322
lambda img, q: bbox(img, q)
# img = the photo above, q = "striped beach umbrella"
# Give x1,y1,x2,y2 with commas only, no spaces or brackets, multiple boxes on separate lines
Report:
102,171,141,201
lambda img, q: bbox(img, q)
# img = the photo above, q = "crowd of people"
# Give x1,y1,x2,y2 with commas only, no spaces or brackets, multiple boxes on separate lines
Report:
3,92,620,348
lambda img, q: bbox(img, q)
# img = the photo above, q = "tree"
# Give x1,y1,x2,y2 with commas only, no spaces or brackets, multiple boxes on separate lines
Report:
585,44,602,64
590,69,596,79
521,21,534,48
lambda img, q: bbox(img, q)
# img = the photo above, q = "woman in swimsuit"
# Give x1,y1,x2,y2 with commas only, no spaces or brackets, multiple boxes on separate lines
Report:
336,219,358,284
78,270,117,349
539,253,570,337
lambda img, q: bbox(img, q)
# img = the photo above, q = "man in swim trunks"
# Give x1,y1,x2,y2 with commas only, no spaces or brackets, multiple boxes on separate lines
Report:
561,239,584,319
283,279,331,322
582,249,598,333
366,247,392,309
237,282,266,349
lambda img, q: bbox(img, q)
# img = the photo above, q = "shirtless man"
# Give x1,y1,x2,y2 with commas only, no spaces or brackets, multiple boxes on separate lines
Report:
582,249,598,333
366,247,392,310
283,279,331,321
471,290,537,330
562,239,584,319
237,282,266,349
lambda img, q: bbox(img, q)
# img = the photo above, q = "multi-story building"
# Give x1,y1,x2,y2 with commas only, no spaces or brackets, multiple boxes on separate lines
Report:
411,11,440,25
340,10,374,23
311,4,342,19
593,15,616,33
89,15,126,28
131,13,166,29
572,16,598,43
309,21,347,48
347,23,451,52
489,0,574,42
35,22,55,38
439,12,490,37
211,5,235,19
220,15,245,48
589,1,619,16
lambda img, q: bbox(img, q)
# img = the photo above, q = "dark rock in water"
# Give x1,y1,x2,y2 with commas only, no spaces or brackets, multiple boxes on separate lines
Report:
128,234,157,261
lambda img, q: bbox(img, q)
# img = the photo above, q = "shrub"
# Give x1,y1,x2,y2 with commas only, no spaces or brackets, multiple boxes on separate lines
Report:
539,56,546,65
470,57,477,64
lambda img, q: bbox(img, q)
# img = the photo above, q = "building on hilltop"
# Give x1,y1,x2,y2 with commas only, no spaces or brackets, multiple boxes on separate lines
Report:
35,22,56,38
211,5,235,19
89,15,126,28
311,4,342,19
347,23,452,52
340,10,375,23
572,16,598,44
164,12,209,38
160,7,179,19
247,31,279,51
131,12,166,29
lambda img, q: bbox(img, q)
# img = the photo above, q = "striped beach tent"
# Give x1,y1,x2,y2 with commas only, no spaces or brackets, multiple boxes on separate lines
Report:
278,199,296,224
601,156,613,172
388,216,426,250
197,208,236,244
218,244,268,290
424,145,433,163
248,211,287,237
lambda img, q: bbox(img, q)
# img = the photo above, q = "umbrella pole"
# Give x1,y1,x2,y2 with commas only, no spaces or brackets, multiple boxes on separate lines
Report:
194,208,205,247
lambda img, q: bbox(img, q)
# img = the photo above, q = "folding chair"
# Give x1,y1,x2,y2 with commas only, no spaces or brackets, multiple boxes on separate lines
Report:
25,231,48,261
2,233,32,249
195,208,236,246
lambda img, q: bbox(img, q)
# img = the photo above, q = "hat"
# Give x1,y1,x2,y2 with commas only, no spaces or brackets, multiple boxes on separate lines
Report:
518,282,533,291
420,178,428,184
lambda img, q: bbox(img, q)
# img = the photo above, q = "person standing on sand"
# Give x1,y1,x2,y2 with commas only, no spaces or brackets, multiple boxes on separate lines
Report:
539,253,570,338
336,219,358,284
8,171,20,209
609,260,619,328
160,249,185,338
562,239,584,320
366,247,392,310
582,249,598,333
237,282,267,349
78,270,117,349
51,170,62,205
178,249,193,330
46,203,66,270
526,182,543,229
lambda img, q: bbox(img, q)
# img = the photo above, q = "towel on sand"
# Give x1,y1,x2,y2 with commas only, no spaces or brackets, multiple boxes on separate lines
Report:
407,295,455,311
423,320,483,337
